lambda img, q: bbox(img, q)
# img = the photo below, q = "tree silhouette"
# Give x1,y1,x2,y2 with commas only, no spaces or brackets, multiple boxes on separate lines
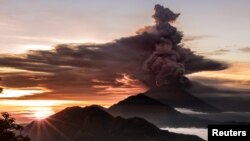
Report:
0,112,31,141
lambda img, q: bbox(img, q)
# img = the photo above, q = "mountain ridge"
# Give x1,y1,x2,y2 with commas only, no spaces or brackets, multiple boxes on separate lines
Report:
109,93,214,128
145,84,221,113
24,105,204,141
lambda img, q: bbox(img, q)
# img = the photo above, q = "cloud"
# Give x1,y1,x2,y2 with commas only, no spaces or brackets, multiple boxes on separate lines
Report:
201,49,230,56
213,49,230,55
238,47,250,52
182,35,213,42
0,5,227,103
138,4,227,87
0,34,226,88
187,62,250,112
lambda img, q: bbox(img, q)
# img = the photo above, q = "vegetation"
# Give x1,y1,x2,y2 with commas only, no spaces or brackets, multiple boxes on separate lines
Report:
0,112,30,141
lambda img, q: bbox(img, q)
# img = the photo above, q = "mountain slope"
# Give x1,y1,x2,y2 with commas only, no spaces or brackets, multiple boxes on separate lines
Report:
24,105,204,141
109,94,213,127
145,84,221,113
189,81,250,112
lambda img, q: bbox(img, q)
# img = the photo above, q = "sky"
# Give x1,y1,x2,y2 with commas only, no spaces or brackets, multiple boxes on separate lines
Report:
0,0,250,123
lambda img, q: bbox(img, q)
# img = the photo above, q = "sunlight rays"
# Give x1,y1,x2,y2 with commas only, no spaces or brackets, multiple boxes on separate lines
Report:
0,100,86,123
33,108,54,120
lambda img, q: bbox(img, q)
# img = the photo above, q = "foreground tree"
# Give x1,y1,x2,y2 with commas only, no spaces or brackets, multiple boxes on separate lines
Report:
0,112,30,141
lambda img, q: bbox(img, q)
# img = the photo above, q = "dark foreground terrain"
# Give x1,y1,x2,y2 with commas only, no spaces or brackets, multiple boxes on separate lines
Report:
24,106,204,141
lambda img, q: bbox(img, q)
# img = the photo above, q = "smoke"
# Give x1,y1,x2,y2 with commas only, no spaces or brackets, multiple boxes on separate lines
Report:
143,38,186,87
142,4,220,87
0,4,227,95
153,4,180,23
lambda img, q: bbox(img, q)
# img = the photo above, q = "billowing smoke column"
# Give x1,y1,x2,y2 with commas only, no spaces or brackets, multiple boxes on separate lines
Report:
143,5,190,87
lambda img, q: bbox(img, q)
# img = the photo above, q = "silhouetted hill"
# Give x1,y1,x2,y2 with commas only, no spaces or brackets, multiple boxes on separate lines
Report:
24,105,204,141
145,84,221,113
109,94,213,127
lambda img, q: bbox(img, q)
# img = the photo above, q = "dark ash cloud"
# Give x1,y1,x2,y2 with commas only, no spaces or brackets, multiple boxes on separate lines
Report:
153,4,180,23
139,4,227,87
0,4,227,100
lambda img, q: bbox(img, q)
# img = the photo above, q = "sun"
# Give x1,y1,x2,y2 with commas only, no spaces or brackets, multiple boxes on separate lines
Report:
33,108,54,120
34,111,46,119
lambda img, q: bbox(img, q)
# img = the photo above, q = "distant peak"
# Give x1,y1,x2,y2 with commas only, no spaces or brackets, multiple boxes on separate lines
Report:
85,104,106,110
48,105,112,121
60,105,106,113
83,105,108,113
112,94,164,106
65,106,82,110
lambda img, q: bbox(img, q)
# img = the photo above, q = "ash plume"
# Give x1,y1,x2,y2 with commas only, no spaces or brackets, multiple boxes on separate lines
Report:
153,4,180,23
143,4,217,87
0,4,227,98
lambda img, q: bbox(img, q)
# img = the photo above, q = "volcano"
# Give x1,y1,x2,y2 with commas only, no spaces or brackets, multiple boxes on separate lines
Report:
109,94,214,127
144,84,221,113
